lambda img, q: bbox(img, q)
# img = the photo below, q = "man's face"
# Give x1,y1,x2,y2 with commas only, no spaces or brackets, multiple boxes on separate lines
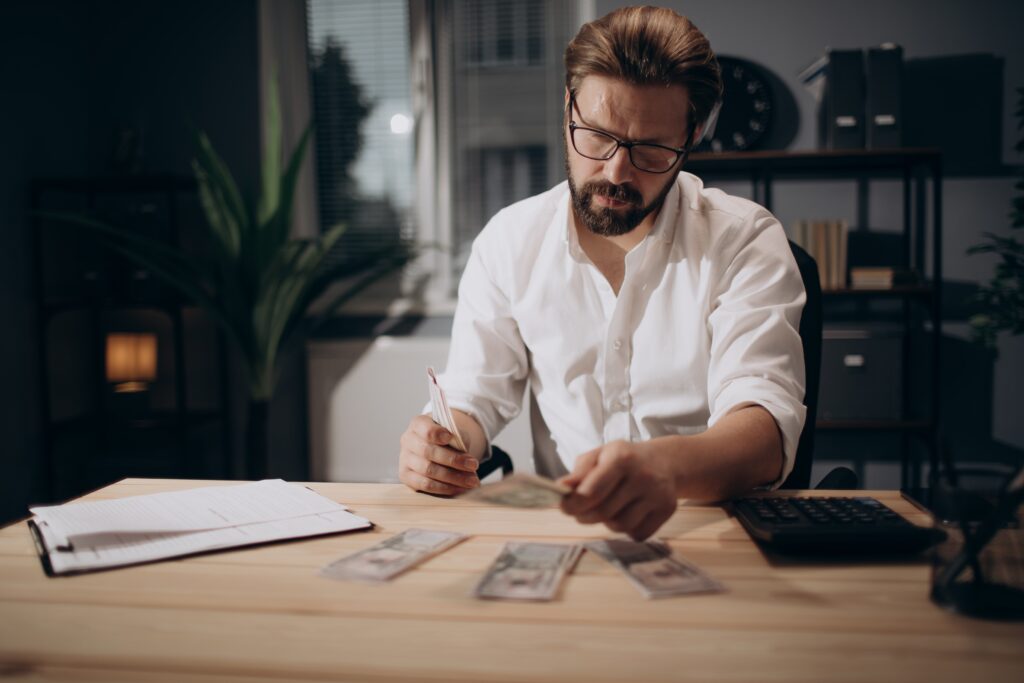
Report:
565,75,692,237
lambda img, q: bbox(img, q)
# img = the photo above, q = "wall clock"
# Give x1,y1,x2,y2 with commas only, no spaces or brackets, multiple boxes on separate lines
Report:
696,55,774,152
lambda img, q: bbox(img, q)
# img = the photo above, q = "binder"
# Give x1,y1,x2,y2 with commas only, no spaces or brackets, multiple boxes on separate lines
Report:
866,44,903,149
825,49,865,149
802,49,866,150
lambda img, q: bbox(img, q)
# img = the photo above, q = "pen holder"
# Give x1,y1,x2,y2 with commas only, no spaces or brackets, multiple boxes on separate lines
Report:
929,469,1024,620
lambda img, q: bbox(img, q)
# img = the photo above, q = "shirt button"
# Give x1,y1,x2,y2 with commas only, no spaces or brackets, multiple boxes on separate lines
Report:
612,338,623,351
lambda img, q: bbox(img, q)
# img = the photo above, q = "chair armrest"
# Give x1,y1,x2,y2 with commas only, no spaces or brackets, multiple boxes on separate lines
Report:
477,445,515,480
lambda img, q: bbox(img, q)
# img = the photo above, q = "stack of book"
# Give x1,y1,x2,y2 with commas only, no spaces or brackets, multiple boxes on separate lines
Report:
791,220,849,291
849,266,918,290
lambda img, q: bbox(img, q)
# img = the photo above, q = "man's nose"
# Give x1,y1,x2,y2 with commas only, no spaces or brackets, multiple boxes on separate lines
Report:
602,145,634,186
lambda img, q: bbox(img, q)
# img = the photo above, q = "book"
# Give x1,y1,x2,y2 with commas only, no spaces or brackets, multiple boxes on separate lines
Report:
791,219,848,290
28,479,373,575
849,266,918,289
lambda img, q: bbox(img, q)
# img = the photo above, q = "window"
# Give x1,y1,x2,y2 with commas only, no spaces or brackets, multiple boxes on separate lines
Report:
444,0,582,286
306,0,413,272
306,1,587,302
463,0,546,67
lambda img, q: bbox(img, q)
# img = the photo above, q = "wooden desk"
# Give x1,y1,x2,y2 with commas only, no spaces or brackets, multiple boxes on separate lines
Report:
1,479,1020,682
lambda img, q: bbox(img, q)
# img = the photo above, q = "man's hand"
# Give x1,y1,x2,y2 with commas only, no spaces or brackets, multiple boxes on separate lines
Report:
558,440,677,541
399,415,480,496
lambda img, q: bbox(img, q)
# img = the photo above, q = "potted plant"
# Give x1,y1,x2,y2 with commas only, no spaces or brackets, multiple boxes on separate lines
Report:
43,77,411,479
968,86,1024,350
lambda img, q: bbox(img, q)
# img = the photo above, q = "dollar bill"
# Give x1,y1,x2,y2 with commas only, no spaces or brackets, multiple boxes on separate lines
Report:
585,539,725,598
320,528,468,582
427,367,468,452
473,541,582,601
460,473,571,508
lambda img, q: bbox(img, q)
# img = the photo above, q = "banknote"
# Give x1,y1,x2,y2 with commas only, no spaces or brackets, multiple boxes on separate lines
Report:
427,367,468,452
460,473,571,508
473,541,583,601
320,528,468,582
585,539,725,598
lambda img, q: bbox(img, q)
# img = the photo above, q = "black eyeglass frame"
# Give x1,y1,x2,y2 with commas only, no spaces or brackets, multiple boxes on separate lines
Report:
567,91,697,174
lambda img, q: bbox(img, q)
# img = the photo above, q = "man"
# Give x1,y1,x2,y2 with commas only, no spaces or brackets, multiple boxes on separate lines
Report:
399,6,806,541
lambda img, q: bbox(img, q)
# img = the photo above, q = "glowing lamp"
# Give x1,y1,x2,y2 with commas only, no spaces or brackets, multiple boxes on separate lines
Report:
105,333,157,393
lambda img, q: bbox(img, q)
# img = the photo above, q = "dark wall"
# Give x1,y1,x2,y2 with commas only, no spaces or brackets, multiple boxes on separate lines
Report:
0,0,260,522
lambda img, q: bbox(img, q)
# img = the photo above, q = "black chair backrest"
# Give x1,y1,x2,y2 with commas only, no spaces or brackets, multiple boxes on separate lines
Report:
780,240,822,489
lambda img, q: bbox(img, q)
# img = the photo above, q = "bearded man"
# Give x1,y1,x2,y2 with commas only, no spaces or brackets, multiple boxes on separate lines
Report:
398,6,806,541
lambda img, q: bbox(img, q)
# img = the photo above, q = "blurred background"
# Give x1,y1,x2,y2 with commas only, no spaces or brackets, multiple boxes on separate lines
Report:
1,0,1022,523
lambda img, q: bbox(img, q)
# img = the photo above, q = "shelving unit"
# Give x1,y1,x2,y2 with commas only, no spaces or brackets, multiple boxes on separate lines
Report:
31,176,232,501
687,148,943,490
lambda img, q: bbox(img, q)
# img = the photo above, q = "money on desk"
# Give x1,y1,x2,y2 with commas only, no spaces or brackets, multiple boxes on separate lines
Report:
460,473,571,508
427,367,468,452
320,528,468,582
474,541,583,601
586,539,725,598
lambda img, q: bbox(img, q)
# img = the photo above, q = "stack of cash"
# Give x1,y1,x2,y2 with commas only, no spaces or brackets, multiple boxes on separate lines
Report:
427,367,468,452
460,473,570,508
320,529,468,582
473,541,583,601
586,539,725,598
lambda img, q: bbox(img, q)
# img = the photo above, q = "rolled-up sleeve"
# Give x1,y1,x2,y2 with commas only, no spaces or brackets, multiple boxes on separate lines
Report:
437,230,530,454
705,210,807,488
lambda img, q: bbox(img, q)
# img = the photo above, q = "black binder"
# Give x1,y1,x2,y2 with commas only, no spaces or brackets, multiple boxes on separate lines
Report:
866,44,903,149
822,49,865,150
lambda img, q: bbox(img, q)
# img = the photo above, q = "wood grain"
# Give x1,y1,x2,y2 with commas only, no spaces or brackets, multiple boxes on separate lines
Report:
1,480,1020,683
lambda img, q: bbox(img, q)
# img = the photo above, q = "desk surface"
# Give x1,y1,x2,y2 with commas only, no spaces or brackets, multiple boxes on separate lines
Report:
1,479,1021,682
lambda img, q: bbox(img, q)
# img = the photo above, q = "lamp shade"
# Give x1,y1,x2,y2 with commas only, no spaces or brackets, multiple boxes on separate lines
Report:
106,333,158,389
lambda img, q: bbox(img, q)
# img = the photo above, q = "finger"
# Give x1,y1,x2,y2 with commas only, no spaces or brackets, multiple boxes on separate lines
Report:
608,499,650,537
629,510,665,542
569,457,626,514
425,445,479,473
401,468,463,496
411,414,453,445
404,435,477,474
561,447,600,487
407,452,480,489
577,479,635,524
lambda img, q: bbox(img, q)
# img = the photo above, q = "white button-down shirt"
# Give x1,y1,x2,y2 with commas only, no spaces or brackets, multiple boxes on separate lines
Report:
440,172,807,487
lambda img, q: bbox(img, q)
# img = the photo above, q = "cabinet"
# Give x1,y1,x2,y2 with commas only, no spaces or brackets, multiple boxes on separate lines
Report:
31,176,232,501
687,148,942,490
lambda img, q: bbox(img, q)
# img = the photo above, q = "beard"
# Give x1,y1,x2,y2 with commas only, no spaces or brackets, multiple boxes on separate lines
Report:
565,157,677,238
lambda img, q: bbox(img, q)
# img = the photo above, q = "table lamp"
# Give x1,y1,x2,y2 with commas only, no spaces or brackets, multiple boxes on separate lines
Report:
105,332,158,394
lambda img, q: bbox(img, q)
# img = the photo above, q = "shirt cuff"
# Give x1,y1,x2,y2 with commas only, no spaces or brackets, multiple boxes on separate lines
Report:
708,379,807,490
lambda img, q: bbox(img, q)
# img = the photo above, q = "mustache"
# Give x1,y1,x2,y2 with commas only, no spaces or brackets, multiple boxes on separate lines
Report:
582,181,642,206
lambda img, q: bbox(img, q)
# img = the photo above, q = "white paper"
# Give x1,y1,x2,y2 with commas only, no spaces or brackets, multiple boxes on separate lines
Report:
30,479,345,548
30,481,373,575
40,509,370,574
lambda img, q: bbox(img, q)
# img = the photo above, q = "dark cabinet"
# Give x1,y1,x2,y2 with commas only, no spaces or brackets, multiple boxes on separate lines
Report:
31,176,231,501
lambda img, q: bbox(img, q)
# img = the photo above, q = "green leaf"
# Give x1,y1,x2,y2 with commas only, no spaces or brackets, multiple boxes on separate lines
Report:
268,123,314,256
258,72,282,228
193,131,249,259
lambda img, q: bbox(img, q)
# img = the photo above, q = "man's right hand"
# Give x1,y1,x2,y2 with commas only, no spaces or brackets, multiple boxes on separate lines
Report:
399,414,481,495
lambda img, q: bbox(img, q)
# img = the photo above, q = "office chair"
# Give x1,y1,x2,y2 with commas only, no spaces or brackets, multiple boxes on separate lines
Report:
478,240,856,490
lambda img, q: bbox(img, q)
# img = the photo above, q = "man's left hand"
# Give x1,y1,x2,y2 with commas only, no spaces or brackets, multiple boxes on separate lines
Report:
558,440,677,541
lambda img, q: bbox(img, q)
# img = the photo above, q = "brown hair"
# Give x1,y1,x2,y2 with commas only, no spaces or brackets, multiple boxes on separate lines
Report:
564,6,722,134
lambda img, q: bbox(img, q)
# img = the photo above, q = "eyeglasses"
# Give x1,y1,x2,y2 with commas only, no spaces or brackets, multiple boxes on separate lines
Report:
567,92,694,174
